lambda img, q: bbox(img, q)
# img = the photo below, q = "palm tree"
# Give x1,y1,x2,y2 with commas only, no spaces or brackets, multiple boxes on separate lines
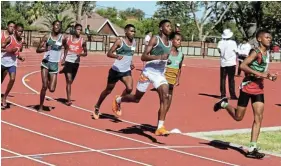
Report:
43,13,75,33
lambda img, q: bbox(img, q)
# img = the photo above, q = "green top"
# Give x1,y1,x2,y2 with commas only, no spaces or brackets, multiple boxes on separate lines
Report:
46,34,63,51
150,35,171,56
249,48,269,73
116,38,136,56
167,51,183,69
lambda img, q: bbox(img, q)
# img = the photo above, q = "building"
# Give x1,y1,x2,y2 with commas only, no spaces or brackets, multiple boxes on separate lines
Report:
31,10,125,37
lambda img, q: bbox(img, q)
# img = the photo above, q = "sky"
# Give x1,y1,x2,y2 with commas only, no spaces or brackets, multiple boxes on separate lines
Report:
96,1,157,18
96,1,203,19
9,1,202,19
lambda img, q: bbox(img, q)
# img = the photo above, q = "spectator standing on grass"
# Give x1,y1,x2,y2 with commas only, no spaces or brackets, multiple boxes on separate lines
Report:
217,29,238,99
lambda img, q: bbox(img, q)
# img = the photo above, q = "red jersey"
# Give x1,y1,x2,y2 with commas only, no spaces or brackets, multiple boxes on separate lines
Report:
67,36,83,55
5,35,23,56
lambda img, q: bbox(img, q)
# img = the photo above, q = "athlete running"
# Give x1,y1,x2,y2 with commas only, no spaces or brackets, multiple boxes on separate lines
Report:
164,32,184,111
60,23,87,106
36,20,67,111
214,29,277,159
112,20,172,136
1,23,25,109
92,24,136,119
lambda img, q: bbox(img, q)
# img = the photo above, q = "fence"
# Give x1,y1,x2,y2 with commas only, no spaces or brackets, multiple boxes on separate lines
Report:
3,30,281,61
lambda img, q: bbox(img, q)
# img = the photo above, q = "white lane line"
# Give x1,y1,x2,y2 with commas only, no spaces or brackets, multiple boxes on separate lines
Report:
2,120,152,166
2,145,213,159
9,92,37,95
183,126,281,136
1,148,55,166
7,99,239,166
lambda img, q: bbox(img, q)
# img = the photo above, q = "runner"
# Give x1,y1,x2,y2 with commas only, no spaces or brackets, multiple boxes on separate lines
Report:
1,23,25,109
36,20,67,111
112,20,172,136
1,21,15,48
92,24,136,119
1,20,15,83
213,29,278,159
60,23,87,106
164,32,184,111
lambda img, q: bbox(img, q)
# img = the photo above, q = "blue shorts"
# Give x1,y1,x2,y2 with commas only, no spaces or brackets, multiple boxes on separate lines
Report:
1,65,16,73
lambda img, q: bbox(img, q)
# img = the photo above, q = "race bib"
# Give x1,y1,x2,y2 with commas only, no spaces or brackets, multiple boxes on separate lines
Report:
55,41,62,46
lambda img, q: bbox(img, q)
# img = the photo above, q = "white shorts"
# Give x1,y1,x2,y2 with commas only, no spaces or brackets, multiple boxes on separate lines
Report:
136,70,168,92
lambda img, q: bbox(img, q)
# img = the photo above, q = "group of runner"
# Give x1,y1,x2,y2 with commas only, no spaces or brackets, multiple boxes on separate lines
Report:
1,19,278,159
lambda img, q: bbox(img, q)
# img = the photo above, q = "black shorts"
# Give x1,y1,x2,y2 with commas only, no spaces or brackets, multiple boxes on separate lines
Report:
238,55,246,61
168,84,174,91
237,90,264,107
63,61,80,79
108,68,131,83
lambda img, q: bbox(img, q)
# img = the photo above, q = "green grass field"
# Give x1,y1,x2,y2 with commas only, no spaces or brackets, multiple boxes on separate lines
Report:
209,130,281,154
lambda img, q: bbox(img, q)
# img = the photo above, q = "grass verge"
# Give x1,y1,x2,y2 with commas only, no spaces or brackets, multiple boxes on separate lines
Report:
208,130,281,154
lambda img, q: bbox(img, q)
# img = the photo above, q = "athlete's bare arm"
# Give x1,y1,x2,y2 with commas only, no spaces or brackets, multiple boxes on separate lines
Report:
176,55,185,84
17,40,25,61
61,35,69,64
240,50,268,78
1,37,17,53
107,38,122,60
36,35,48,53
79,40,88,57
141,36,168,61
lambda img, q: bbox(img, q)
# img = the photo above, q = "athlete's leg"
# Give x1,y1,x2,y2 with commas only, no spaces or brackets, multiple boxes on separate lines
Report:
112,74,147,116
95,82,117,109
1,66,8,84
39,67,49,110
65,72,73,105
64,62,79,106
214,90,249,121
2,67,16,107
167,84,174,112
120,75,133,96
48,73,58,93
250,101,264,146
249,94,265,146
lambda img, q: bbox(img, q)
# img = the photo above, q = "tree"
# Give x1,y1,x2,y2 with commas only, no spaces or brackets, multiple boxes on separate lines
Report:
189,1,233,41
1,1,29,29
96,7,118,20
26,2,46,24
226,1,281,42
43,14,75,33
119,8,145,20
154,1,191,23
154,1,195,40
70,1,96,23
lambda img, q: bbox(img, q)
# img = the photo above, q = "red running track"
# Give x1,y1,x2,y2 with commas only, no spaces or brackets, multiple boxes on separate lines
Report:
1,51,281,165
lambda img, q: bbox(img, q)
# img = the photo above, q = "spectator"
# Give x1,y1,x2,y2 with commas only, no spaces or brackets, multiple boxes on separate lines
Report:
271,42,280,61
85,25,91,42
175,23,181,33
144,31,152,46
236,38,251,76
217,29,238,99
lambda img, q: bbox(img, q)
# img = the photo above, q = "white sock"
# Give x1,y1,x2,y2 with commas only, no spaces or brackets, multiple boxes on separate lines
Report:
116,97,122,103
221,101,228,108
157,120,164,129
